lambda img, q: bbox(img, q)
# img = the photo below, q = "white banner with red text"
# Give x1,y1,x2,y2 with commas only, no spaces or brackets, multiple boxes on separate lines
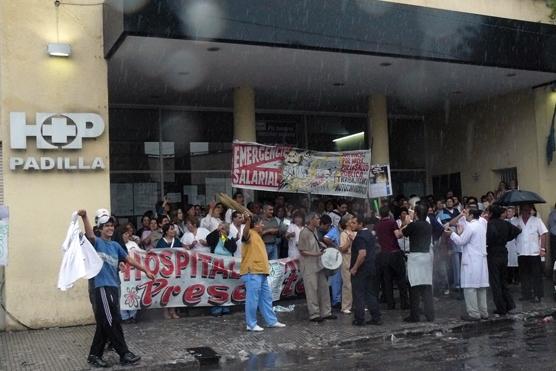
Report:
119,248,303,310
231,141,372,198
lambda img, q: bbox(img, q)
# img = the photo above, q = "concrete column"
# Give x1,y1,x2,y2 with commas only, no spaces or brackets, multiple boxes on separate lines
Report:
368,95,389,164
233,86,256,142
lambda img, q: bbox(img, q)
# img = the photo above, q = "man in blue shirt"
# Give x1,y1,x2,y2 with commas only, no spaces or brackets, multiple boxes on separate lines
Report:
78,209,155,368
320,214,342,309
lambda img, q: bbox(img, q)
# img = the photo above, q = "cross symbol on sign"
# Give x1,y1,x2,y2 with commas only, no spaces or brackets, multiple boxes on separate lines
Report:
41,116,77,144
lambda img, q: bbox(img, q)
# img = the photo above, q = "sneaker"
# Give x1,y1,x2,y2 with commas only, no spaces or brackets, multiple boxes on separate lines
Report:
247,324,264,332
87,355,108,368
341,310,352,314
323,315,338,320
352,320,365,326
310,317,324,323
120,352,141,366
269,322,286,328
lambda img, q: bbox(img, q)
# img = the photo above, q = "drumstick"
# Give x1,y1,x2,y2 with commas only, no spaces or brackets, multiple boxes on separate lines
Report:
217,193,253,217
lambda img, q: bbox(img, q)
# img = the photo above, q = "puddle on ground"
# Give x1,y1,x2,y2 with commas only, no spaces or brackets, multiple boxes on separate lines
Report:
202,319,556,370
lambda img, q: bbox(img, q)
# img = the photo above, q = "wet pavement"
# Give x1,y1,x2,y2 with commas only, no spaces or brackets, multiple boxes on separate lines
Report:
1,282,556,370
218,319,556,370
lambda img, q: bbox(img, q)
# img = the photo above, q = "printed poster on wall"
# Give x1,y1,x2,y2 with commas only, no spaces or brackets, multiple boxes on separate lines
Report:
119,248,303,309
231,141,371,198
368,164,393,198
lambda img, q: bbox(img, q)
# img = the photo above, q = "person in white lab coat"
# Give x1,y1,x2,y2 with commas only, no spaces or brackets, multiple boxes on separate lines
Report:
512,203,549,302
446,208,489,321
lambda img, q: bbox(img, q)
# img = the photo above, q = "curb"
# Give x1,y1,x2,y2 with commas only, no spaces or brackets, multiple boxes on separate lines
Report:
98,358,200,371
332,306,556,348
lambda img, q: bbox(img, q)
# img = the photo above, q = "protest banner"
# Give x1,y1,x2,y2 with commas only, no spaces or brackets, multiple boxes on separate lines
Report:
231,141,290,191
231,141,372,198
280,148,371,198
368,164,393,198
119,248,303,310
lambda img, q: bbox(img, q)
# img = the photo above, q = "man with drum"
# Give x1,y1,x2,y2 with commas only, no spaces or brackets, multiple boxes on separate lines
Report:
298,213,338,322
319,214,342,309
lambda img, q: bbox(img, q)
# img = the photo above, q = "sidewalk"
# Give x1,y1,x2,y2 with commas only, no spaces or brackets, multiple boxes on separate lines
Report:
1,284,555,370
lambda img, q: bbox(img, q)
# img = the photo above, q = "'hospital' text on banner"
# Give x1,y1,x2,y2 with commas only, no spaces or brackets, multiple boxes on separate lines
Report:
119,248,303,310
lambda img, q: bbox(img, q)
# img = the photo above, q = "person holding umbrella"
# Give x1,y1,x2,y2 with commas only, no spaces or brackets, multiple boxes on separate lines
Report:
512,204,549,303
486,205,522,315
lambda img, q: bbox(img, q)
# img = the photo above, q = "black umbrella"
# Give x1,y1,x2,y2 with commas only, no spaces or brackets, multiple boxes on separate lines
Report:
495,190,546,206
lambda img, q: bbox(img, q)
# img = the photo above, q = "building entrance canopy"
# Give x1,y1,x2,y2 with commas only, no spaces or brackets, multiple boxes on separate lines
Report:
105,0,556,113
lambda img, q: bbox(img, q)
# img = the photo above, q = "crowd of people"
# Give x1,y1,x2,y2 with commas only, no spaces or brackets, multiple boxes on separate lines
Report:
107,181,551,322
81,180,555,367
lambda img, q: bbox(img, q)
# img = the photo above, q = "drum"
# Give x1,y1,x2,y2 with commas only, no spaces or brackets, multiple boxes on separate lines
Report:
321,248,342,270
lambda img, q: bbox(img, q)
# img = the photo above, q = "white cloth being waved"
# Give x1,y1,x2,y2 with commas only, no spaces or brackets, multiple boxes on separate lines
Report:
180,227,210,253
450,217,489,288
200,215,223,232
57,212,103,291
511,216,548,256
229,223,245,258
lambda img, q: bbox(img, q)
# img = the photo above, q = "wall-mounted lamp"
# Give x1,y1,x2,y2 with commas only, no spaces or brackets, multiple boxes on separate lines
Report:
47,42,71,57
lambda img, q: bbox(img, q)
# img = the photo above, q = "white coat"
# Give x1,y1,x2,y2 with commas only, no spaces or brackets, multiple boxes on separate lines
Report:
511,216,548,256
57,212,103,291
450,217,489,288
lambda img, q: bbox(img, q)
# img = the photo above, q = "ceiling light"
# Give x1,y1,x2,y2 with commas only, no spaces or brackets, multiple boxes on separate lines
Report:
333,132,364,143
332,82,345,87
47,43,71,57
207,47,220,52
380,62,392,67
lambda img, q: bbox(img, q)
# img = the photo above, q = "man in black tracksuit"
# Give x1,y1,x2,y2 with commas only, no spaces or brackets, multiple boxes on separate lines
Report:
487,205,522,315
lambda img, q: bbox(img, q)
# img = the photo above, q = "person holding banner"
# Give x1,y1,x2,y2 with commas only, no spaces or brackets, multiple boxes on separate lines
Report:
240,213,286,332
77,209,155,368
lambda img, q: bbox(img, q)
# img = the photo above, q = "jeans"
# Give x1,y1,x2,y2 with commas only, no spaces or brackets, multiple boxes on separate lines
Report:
351,270,381,323
209,306,230,316
432,240,449,294
265,243,278,260
120,310,137,321
451,252,462,289
328,270,342,306
241,274,278,329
